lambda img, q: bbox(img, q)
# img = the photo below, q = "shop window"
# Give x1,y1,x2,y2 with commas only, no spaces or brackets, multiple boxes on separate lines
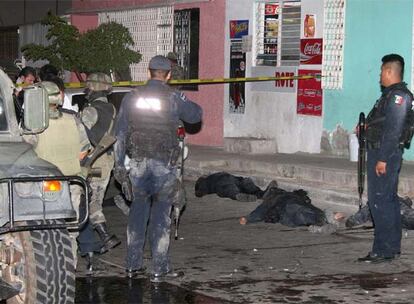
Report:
255,1,301,66
173,8,200,91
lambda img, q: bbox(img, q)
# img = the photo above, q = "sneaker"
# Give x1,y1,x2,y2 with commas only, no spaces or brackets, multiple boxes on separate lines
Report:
126,267,146,279
150,271,182,283
357,253,394,263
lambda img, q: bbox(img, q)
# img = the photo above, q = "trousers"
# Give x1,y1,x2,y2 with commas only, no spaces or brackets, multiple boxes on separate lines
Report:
126,158,177,273
367,148,403,257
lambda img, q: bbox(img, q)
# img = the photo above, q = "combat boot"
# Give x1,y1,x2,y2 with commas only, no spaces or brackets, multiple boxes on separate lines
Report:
94,222,121,252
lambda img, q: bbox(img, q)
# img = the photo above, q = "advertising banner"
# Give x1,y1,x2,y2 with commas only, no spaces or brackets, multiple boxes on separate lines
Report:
229,42,246,114
297,69,322,116
265,4,280,15
230,20,249,39
300,38,322,65
251,67,297,93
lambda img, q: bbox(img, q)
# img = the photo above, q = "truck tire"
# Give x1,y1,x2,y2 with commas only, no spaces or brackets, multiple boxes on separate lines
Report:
2,220,76,304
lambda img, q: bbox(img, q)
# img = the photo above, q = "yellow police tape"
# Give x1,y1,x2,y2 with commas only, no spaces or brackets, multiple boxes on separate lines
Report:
64,74,321,89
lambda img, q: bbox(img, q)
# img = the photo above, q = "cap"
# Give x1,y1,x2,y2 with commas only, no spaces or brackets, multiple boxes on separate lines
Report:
148,55,171,71
167,52,178,61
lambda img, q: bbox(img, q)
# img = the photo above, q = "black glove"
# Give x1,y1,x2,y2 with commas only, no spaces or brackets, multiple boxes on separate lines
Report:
114,166,128,184
122,179,133,202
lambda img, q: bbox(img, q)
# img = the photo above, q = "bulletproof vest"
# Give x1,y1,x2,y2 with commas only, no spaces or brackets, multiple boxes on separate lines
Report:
366,83,414,148
35,112,81,175
84,97,116,147
126,85,178,161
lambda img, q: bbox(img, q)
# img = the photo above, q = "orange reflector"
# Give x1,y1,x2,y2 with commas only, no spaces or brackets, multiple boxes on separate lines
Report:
43,181,62,192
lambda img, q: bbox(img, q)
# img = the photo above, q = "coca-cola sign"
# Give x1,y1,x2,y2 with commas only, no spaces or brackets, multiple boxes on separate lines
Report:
300,38,323,65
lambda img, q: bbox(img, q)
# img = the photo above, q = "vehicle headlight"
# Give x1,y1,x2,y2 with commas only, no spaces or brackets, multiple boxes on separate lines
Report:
42,180,62,201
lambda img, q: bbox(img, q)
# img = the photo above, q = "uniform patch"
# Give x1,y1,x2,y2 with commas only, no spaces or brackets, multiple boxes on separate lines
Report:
180,92,188,101
394,95,404,105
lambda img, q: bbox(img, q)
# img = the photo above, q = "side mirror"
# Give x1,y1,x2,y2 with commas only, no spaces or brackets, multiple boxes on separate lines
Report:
23,84,49,133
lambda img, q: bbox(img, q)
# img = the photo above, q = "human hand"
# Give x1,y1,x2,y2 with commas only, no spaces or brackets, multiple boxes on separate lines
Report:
114,166,128,184
375,161,387,176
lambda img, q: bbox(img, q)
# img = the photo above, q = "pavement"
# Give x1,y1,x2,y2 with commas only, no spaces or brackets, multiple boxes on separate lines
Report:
76,146,414,304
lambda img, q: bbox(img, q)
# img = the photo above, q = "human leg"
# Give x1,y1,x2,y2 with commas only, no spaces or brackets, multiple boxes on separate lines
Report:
367,149,402,258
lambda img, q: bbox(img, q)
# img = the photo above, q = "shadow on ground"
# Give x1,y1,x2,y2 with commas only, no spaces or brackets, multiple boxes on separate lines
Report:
75,277,236,304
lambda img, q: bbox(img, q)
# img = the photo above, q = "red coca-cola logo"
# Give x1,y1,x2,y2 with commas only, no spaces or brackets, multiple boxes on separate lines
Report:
300,39,323,65
303,42,322,56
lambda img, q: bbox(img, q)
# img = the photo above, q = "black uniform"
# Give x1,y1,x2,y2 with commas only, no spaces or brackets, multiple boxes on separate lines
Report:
365,81,413,258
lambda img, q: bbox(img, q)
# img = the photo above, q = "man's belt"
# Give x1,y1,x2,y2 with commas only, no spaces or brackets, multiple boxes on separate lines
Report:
367,141,406,150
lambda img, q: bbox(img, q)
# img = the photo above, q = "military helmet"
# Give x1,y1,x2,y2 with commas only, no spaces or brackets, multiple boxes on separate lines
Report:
167,52,178,61
41,81,63,106
86,72,112,92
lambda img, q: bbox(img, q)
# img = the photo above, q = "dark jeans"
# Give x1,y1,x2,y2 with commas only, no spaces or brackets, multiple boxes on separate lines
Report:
126,158,177,274
367,148,402,258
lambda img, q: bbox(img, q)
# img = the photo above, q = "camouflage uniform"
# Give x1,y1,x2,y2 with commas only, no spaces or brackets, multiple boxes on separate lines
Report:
23,81,91,265
171,64,185,82
167,52,185,90
81,72,120,251
81,102,115,226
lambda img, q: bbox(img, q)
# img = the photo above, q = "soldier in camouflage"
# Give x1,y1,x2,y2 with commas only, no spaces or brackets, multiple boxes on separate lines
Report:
167,52,185,89
23,76,91,264
81,73,121,252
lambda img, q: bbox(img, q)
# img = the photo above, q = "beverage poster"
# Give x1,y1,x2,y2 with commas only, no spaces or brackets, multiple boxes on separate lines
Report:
300,38,322,65
297,69,322,116
229,42,245,114
230,20,249,39
304,14,316,38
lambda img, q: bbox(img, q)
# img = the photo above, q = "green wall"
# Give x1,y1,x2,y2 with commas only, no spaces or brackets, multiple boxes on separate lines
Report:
323,0,414,158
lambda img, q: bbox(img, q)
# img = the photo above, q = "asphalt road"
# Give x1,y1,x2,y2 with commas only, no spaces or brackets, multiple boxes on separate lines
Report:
75,181,414,304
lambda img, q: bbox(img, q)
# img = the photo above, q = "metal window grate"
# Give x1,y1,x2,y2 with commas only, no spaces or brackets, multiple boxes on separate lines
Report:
254,0,301,67
99,7,173,81
322,0,346,90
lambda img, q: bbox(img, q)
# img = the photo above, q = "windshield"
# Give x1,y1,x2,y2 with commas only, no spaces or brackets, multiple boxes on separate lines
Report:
0,96,8,131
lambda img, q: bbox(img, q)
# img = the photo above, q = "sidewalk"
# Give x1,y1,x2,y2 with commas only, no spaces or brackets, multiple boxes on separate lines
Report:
185,145,414,210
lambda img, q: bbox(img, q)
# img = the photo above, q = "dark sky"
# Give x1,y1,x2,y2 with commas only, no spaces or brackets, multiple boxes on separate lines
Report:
0,0,72,27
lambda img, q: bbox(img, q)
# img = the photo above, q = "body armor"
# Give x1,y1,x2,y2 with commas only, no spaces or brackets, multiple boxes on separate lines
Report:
35,112,81,175
84,97,116,146
366,82,414,148
126,86,178,161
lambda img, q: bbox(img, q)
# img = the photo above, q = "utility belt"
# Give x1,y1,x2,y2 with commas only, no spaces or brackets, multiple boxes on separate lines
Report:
127,147,180,166
366,141,405,150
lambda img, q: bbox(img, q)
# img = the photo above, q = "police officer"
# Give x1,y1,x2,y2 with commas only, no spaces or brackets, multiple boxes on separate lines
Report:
359,54,414,263
80,72,121,252
113,55,202,281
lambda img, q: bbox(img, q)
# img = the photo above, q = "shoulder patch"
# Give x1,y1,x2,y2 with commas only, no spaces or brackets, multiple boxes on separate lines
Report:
394,95,404,105
180,92,188,102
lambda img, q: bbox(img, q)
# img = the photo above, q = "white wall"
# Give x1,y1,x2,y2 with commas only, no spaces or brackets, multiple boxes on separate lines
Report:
224,0,324,154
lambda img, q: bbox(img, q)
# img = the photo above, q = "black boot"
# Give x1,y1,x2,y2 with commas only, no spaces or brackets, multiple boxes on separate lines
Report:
94,222,121,252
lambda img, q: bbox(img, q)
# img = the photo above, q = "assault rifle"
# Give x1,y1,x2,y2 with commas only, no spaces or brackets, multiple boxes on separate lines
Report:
357,112,366,210
174,124,187,240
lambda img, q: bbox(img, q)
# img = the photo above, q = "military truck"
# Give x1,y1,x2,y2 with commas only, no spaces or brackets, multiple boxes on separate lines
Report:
0,69,87,303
